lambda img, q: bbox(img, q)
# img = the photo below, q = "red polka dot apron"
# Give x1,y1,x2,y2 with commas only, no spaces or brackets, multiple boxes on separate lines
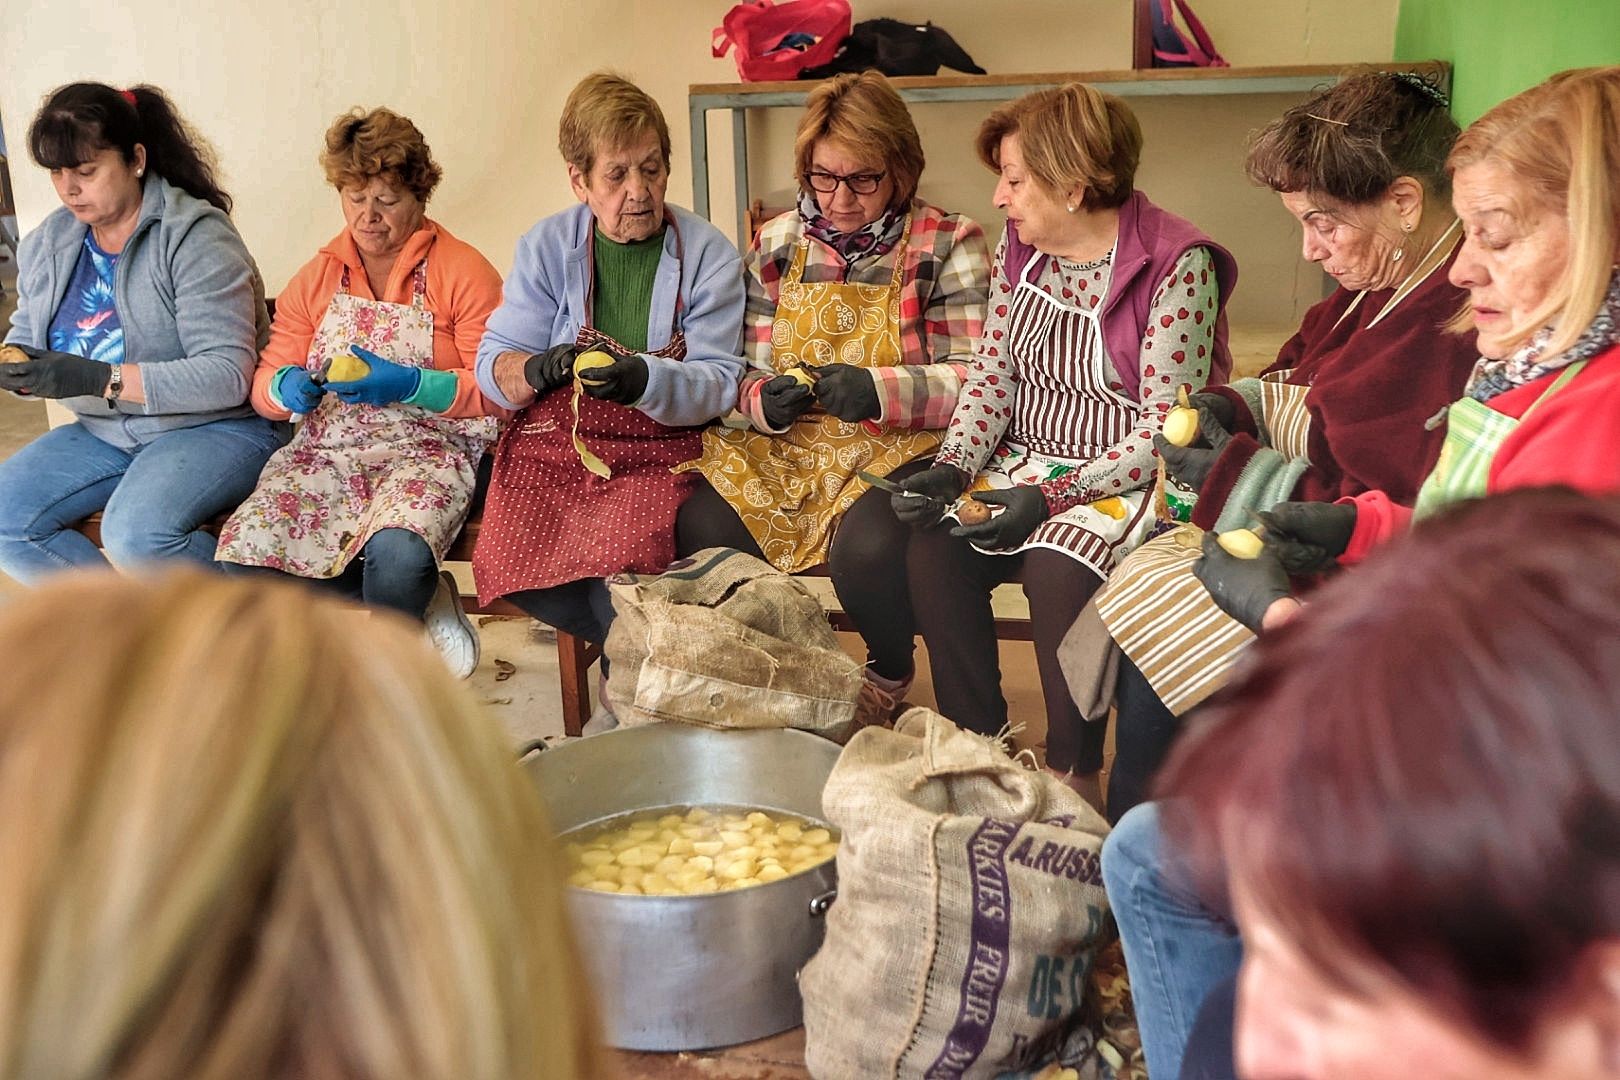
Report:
472,223,698,604
216,260,497,575
953,252,1157,576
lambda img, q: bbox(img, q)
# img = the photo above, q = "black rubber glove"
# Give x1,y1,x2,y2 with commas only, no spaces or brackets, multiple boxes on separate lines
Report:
1153,408,1232,492
951,485,1050,551
0,345,111,400
523,343,578,395
891,464,967,527
760,374,816,429
580,348,649,406
1186,391,1237,435
811,363,880,422
1255,501,1358,574
1193,532,1294,633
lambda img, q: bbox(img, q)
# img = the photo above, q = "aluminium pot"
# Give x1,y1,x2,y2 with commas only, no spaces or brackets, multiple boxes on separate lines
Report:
523,722,840,1051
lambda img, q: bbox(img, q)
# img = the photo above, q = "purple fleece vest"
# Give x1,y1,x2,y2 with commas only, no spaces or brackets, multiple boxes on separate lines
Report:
1002,190,1238,395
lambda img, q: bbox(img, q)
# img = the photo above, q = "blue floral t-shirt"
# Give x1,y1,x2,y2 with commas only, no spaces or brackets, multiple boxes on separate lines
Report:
47,233,124,365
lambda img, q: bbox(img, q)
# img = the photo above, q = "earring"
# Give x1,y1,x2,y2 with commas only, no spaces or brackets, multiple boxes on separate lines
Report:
1065,202,1077,214
1402,222,1413,232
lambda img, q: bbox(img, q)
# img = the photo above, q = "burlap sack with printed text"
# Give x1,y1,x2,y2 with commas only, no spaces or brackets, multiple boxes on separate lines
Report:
801,709,1119,1078
603,547,867,742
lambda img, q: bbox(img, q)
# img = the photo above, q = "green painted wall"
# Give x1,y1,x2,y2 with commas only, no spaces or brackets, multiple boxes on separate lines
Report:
1395,0,1620,123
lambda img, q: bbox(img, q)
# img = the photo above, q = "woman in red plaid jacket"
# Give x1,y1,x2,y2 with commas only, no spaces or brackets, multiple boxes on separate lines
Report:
678,71,989,718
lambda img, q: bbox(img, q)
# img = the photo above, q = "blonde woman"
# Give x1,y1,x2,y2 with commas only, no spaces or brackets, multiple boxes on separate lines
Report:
0,572,601,1080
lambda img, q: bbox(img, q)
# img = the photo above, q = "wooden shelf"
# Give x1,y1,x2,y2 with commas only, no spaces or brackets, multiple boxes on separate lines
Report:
688,61,1451,242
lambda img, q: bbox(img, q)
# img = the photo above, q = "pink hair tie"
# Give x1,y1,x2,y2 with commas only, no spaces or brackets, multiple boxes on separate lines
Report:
120,89,137,107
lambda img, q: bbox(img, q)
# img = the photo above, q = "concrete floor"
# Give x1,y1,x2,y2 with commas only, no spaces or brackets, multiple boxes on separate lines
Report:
0,250,1287,1076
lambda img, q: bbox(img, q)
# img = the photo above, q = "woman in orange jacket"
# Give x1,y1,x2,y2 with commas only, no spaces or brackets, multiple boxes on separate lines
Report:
216,108,511,677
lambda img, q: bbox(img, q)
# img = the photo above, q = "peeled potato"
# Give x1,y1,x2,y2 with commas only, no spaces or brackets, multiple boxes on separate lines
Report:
1162,405,1200,447
563,806,840,895
325,351,371,383
786,366,817,388
575,349,615,383
1217,528,1266,560
956,499,992,526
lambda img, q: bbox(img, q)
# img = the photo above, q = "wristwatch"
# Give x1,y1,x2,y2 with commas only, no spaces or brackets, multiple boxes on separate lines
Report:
106,363,124,409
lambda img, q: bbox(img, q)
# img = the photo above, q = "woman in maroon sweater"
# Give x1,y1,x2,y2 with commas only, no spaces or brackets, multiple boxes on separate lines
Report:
1074,72,1481,822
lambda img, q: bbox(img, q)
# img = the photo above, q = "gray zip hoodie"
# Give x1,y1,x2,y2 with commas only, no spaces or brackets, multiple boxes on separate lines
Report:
5,174,271,449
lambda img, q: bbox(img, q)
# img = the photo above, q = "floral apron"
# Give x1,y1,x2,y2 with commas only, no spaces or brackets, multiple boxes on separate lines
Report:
472,218,697,604
1412,360,1587,518
216,261,497,576
684,216,938,572
953,249,1157,576
1092,376,1313,714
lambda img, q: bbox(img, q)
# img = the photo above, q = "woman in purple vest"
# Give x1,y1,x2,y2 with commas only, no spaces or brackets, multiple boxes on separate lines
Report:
893,83,1236,807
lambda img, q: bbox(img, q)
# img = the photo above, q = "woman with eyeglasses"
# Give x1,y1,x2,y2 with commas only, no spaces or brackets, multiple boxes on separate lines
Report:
893,83,1237,807
678,71,989,720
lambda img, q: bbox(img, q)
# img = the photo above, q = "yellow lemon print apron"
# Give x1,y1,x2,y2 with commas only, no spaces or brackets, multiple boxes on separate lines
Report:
687,216,939,572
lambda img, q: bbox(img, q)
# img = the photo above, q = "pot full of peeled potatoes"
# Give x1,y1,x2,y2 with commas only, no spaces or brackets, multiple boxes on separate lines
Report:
523,722,842,1051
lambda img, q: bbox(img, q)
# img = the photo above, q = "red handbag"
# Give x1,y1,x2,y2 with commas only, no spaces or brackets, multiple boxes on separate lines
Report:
711,0,852,82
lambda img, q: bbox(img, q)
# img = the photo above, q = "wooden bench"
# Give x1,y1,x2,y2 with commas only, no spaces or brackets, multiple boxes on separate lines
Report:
69,509,600,738
72,511,1031,741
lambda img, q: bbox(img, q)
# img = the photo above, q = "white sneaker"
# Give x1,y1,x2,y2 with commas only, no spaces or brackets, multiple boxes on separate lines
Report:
424,569,479,679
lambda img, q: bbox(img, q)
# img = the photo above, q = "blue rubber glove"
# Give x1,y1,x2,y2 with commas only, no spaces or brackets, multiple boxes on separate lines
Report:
274,366,326,414
326,345,421,406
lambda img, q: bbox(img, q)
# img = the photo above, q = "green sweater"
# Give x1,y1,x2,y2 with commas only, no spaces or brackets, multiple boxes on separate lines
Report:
591,225,665,351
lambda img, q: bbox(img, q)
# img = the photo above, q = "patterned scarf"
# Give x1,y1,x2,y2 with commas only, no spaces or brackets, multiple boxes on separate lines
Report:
798,190,906,263
1466,269,1620,402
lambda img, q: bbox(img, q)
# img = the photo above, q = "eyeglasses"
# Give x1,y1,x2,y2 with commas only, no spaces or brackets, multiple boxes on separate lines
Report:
805,169,887,196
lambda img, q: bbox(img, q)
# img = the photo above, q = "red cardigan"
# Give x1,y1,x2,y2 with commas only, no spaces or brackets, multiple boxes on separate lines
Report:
1344,341,1620,559
1193,257,1478,530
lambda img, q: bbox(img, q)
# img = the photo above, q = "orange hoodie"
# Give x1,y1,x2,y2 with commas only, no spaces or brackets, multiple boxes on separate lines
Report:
251,219,512,421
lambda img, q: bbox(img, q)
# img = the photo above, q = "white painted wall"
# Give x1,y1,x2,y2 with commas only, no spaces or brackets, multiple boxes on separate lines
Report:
1,0,1397,329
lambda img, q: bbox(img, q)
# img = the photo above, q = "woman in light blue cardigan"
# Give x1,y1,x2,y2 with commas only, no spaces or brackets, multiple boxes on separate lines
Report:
471,73,744,682
0,82,285,581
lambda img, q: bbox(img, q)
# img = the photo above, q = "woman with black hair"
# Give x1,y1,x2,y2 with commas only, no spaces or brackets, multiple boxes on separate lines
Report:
0,82,284,580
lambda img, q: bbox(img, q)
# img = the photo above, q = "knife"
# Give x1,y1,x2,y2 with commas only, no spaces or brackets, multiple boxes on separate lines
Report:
857,469,946,506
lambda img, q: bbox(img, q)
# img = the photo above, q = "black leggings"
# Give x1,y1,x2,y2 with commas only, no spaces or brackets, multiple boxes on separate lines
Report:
502,577,616,646
1105,653,1184,824
906,524,1107,773
674,459,931,681
222,526,439,620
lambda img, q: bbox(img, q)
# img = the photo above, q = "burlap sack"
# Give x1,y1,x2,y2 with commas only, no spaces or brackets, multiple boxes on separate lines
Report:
603,547,866,742
802,708,1118,1079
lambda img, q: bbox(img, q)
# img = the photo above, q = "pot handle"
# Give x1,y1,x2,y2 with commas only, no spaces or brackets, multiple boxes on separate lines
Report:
809,889,837,918
514,739,551,761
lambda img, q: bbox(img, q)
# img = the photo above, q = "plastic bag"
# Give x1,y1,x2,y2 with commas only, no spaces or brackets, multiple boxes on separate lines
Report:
711,0,852,82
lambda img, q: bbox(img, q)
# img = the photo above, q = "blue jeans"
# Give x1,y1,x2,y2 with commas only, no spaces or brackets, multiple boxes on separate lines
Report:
1102,802,1243,1080
0,417,285,582
223,527,440,620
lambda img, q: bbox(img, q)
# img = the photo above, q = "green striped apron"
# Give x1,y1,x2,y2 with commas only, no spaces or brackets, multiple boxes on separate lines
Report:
1412,360,1588,519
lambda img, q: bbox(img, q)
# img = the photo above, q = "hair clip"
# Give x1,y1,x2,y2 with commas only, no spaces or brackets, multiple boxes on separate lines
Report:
1307,113,1351,127
1389,71,1451,109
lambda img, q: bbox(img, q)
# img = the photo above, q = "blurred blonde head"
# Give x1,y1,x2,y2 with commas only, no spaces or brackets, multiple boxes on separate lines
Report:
0,571,600,1080
1447,65,1620,357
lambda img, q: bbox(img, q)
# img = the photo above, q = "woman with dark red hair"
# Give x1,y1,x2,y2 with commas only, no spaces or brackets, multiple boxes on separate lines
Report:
1145,486,1620,1078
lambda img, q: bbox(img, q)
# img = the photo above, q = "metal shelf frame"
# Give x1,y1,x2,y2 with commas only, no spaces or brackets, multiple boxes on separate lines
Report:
688,62,1451,244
